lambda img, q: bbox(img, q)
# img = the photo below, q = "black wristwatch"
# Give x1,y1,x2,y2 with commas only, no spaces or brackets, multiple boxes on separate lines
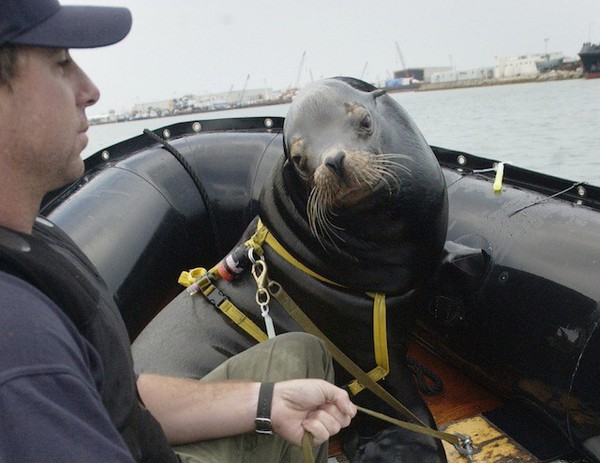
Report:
255,382,275,435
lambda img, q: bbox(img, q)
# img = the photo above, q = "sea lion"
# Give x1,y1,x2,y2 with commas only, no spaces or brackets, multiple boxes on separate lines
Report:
132,77,448,462
272,76,448,294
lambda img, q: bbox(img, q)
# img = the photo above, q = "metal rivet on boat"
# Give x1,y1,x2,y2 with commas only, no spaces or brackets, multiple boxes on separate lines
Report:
162,129,171,139
192,122,202,132
457,155,467,166
577,185,587,197
264,118,274,129
101,150,110,160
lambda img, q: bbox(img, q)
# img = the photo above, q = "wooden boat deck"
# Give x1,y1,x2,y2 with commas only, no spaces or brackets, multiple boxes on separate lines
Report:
327,338,541,462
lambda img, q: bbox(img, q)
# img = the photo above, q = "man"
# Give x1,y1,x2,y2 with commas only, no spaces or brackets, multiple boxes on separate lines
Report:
0,1,356,462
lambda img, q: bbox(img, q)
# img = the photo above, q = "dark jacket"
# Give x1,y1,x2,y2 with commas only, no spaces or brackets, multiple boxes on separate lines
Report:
0,218,177,463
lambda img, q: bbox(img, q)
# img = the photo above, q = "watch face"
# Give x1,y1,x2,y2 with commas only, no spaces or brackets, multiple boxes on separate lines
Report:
255,417,274,435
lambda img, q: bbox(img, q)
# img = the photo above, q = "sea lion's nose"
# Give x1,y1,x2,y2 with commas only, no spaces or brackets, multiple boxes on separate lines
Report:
325,151,346,179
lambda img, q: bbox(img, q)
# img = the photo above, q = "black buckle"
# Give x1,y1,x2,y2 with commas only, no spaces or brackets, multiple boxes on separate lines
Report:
205,286,228,307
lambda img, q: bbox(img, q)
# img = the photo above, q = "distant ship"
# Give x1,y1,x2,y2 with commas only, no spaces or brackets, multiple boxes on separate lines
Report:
578,42,600,78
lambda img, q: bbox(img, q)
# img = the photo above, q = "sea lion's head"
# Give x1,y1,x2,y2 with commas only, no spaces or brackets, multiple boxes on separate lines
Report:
283,77,445,246
262,76,448,293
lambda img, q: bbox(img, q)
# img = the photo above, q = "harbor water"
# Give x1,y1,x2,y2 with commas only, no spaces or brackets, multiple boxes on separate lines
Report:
85,78,600,187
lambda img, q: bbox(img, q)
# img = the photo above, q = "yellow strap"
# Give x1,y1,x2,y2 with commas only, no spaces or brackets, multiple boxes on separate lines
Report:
178,221,391,396
248,220,341,286
178,238,471,457
178,267,268,343
347,292,389,395
244,220,269,257
248,219,390,396
301,432,315,463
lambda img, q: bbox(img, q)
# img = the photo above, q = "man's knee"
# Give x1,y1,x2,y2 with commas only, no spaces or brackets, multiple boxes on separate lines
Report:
271,332,333,380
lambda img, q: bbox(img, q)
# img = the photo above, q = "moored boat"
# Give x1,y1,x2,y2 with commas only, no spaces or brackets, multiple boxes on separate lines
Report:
41,116,600,462
578,42,600,78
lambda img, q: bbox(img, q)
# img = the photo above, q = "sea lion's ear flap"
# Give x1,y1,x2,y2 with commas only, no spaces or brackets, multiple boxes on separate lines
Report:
371,89,387,100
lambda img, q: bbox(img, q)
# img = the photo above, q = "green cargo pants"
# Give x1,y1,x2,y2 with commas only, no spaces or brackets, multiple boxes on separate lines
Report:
173,332,334,463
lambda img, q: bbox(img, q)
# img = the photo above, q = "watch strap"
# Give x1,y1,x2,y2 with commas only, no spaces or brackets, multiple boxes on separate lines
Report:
255,382,275,435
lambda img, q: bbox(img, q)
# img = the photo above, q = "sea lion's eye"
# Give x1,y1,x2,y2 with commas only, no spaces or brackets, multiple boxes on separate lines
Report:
291,152,307,171
359,114,372,131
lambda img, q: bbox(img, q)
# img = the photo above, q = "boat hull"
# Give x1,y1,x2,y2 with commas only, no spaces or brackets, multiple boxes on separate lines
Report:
579,42,600,78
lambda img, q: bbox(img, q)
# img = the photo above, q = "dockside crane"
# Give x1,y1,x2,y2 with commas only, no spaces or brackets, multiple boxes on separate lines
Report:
238,74,250,106
292,51,306,89
395,41,412,78
360,61,368,80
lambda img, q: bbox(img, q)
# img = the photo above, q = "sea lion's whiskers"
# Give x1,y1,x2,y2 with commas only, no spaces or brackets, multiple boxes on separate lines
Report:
377,155,413,176
375,156,411,192
378,174,399,196
307,188,322,238
376,166,402,189
352,168,377,188
307,187,346,249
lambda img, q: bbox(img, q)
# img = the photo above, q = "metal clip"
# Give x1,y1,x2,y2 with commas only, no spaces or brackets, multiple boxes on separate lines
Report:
252,259,269,292
453,433,474,461
252,259,276,339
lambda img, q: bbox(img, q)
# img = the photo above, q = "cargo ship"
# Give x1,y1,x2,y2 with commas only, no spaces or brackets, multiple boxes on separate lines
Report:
578,42,600,78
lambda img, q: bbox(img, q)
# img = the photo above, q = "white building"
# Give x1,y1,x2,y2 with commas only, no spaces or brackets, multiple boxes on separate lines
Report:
195,88,273,107
431,67,494,83
495,52,564,78
132,99,174,116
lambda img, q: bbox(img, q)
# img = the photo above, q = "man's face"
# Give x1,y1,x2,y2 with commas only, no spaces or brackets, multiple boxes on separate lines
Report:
0,47,99,194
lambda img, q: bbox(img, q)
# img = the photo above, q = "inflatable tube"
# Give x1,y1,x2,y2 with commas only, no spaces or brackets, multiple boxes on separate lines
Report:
42,117,285,337
421,147,600,458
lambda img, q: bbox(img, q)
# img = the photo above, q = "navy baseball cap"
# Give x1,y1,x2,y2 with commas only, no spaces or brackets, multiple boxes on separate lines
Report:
0,0,132,48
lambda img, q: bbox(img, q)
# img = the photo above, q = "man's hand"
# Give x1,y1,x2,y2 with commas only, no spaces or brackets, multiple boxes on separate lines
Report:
270,379,357,446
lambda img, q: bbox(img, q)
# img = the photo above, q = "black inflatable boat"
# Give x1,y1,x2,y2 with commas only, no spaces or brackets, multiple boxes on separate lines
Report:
40,116,600,462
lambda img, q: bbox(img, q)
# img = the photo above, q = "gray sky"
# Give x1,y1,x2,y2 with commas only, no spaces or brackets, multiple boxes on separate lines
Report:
63,0,600,117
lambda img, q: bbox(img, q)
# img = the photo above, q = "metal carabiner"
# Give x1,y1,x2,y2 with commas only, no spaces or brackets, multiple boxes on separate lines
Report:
252,259,271,307
453,433,474,461
251,259,276,339
252,259,268,290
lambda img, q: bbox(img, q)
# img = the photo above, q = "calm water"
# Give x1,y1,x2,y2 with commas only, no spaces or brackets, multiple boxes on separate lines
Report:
85,78,600,186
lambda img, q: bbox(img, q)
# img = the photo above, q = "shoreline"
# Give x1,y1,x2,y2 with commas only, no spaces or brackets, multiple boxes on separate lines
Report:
415,69,583,92
90,70,586,126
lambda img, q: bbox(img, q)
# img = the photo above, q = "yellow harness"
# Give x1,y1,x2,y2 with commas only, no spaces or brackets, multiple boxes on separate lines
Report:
179,218,389,396
178,219,474,458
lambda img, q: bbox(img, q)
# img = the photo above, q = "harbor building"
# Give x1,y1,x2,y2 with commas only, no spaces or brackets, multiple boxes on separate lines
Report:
193,87,274,109
392,67,452,82
494,52,565,78
431,67,494,83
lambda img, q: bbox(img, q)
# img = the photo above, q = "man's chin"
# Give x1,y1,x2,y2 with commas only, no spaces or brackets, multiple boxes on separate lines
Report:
61,158,86,188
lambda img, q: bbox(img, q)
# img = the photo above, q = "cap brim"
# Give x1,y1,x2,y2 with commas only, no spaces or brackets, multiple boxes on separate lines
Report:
9,5,132,49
